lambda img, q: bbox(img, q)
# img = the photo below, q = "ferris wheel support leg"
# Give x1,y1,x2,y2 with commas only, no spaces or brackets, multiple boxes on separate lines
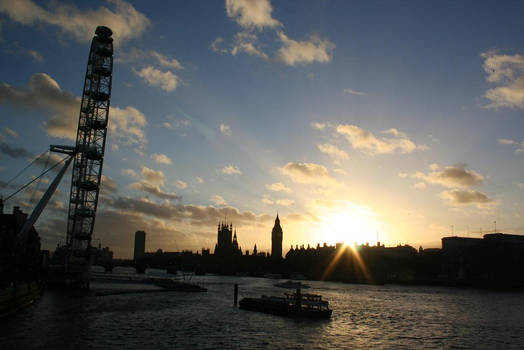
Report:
16,156,73,246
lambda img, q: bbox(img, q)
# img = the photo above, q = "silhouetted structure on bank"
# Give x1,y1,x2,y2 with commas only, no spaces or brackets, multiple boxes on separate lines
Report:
271,214,283,261
0,206,42,288
285,242,417,283
214,222,242,258
441,233,524,287
92,244,114,271
134,230,146,261
108,218,524,289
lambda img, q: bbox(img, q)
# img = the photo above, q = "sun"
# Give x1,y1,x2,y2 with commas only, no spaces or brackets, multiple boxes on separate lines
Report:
314,202,380,246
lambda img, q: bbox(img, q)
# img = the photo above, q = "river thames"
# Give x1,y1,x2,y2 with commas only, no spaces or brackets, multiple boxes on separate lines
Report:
2,271,524,349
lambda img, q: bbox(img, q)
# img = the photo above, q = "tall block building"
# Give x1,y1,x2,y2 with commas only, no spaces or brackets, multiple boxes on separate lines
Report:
134,230,146,261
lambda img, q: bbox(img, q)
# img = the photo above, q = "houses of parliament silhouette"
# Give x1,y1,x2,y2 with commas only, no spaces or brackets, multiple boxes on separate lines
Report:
213,214,283,261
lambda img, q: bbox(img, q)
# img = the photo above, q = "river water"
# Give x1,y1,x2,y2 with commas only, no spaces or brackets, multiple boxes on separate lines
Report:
2,271,524,349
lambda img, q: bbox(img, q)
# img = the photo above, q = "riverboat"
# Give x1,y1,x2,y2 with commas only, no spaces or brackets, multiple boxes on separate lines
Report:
239,286,332,319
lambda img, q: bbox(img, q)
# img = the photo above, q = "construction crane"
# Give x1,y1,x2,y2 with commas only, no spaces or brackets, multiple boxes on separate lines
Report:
5,26,113,289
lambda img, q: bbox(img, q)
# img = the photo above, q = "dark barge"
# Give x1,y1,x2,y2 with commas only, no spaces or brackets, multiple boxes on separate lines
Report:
239,286,332,319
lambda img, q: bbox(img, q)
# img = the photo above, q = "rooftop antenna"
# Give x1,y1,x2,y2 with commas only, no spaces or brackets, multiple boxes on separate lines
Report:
376,229,379,246
494,220,497,233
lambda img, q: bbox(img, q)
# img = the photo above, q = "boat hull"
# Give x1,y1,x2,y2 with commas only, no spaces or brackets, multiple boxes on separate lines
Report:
239,297,332,319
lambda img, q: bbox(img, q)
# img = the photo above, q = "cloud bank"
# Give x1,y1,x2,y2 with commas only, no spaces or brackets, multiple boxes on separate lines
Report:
225,0,280,29
414,164,484,189
336,124,425,155
282,162,338,187
0,73,148,146
482,52,524,109
0,0,150,45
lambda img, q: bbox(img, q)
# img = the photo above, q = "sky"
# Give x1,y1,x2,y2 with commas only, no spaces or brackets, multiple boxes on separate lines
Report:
0,0,523,258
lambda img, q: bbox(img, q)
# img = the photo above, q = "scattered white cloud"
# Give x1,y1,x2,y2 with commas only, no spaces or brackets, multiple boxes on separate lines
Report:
209,195,227,206
482,51,524,109
210,37,228,54
27,48,42,62
518,183,524,189
0,73,78,139
110,106,148,147
149,51,183,70
262,197,274,205
332,168,347,176
225,0,280,29
497,138,524,153
122,168,139,179
441,189,493,207
262,195,294,207
231,31,269,60
151,153,172,165
281,162,339,187
140,166,165,185
129,181,181,201
311,122,327,130
164,119,190,130
277,31,335,66
0,142,33,159
336,124,425,155
0,0,150,44
414,182,426,190
128,166,181,200
398,172,409,178
0,127,18,139
265,182,291,193
343,88,365,96
414,164,484,188
316,143,349,160
382,128,406,137
428,134,439,143
135,66,180,92
221,0,335,67
276,199,294,206
498,138,516,145
429,163,440,171
117,48,183,69
196,177,204,184
101,175,118,193
175,180,187,189
219,123,232,136
221,165,242,175
174,119,190,128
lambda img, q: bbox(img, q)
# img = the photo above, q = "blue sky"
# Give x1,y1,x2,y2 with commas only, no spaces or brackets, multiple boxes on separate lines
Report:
0,0,523,258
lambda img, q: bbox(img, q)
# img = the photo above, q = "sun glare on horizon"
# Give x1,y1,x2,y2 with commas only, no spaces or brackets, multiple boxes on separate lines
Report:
313,201,382,246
